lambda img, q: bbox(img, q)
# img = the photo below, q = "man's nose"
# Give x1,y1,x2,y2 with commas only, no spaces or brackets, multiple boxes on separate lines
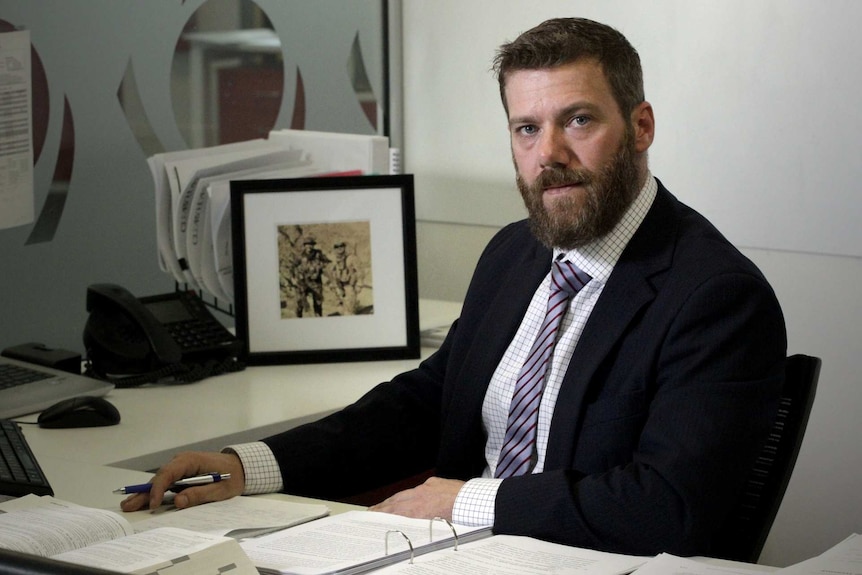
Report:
538,127,573,169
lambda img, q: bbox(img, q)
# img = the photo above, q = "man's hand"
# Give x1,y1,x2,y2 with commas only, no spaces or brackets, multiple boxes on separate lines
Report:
369,477,464,521
120,451,244,512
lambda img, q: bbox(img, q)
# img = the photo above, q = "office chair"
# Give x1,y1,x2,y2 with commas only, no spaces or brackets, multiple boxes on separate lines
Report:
711,354,821,563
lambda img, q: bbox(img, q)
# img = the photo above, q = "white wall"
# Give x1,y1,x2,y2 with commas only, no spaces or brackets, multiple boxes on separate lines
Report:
403,1,862,567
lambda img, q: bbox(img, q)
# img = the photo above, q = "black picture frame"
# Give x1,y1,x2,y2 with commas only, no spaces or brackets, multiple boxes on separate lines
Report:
230,174,419,365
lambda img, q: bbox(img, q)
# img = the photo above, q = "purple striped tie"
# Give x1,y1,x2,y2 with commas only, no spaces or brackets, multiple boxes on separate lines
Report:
495,259,591,479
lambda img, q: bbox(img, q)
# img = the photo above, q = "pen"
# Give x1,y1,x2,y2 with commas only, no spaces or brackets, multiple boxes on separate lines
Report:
112,472,231,494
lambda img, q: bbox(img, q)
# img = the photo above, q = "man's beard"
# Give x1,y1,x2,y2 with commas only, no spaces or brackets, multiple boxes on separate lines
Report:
516,132,642,250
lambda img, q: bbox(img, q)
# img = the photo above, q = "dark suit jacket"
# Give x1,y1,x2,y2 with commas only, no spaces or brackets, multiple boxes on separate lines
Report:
263,181,787,557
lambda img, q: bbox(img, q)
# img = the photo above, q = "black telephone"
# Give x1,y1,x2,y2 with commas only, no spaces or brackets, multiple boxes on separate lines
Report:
83,283,244,387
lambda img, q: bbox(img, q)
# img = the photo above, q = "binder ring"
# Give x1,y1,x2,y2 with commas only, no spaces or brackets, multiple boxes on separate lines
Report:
430,517,459,551
384,529,415,564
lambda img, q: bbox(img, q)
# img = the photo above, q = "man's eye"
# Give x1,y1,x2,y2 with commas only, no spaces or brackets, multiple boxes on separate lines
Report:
517,125,538,136
572,115,590,127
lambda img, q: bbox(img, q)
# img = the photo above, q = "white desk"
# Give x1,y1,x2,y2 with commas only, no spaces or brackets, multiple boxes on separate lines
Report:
18,299,461,513
13,298,776,571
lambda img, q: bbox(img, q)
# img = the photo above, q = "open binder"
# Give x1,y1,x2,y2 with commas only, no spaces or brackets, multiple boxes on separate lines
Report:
239,510,492,575
239,509,649,575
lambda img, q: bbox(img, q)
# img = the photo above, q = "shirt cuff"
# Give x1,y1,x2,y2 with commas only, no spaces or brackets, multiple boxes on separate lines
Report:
222,442,283,495
452,477,500,526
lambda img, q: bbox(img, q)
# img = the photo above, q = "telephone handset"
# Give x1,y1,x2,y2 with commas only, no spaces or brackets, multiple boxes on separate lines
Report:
83,283,244,387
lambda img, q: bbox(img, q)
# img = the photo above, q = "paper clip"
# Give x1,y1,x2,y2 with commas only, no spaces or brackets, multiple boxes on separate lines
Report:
384,529,415,564
429,516,459,551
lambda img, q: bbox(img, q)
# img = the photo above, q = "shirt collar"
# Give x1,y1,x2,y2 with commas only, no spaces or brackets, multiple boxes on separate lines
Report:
554,172,657,284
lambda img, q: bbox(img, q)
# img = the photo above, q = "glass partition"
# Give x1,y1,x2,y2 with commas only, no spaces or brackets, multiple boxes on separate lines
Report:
0,0,400,352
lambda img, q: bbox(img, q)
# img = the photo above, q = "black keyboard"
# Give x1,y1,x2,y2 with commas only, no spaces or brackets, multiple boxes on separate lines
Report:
0,419,54,497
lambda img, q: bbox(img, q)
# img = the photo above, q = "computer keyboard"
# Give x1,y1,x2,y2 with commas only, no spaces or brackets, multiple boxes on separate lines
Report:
0,363,52,390
0,419,54,497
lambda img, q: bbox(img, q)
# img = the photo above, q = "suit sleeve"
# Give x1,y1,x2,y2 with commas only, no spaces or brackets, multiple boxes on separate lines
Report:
258,222,529,501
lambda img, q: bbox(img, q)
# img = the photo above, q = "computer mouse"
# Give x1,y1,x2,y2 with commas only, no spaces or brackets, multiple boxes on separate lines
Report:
37,396,121,429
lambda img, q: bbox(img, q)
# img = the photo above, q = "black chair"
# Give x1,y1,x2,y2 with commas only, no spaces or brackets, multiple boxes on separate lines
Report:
711,354,821,563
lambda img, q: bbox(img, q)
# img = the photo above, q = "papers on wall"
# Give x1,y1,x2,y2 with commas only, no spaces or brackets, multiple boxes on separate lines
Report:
0,29,34,230
149,130,391,305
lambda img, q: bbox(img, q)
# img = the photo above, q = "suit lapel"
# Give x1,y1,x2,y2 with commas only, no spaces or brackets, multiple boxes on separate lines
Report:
453,240,552,417
545,185,679,469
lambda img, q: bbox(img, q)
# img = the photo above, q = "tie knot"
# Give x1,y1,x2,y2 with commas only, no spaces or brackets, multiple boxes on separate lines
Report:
551,260,591,297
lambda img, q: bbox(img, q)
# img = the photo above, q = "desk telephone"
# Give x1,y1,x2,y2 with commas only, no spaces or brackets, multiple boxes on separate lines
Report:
83,283,244,387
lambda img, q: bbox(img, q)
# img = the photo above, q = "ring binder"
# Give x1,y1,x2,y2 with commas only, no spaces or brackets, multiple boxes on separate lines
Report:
429,517,459,551
384,530,414,564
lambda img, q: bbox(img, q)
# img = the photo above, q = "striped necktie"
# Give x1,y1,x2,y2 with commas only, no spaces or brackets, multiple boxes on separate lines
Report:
495,258,591,479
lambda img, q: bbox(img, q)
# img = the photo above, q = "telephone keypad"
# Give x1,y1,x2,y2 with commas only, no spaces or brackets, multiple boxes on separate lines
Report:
166,319,235,352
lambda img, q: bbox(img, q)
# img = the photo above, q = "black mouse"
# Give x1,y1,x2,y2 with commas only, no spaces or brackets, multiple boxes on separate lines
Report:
37,396,121,429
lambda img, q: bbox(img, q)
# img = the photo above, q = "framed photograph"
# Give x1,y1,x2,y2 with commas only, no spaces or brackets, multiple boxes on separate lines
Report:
230,174,420,365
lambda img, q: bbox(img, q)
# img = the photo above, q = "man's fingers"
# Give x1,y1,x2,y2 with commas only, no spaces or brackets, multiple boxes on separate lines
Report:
117,451,242,512
171,483,234,509
120,492,150,512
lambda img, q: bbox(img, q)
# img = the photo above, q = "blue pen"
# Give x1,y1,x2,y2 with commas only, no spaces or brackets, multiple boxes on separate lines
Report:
113,472,231,494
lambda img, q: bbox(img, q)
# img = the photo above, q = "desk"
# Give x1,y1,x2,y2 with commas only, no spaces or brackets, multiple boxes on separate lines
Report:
18,299,461,514
13,298,775,572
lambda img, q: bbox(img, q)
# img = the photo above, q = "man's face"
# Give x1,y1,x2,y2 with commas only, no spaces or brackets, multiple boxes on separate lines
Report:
505,59,651,249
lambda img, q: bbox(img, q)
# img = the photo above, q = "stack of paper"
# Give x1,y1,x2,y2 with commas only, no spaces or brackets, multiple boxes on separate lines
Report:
772,533,862,575
148,130,392,305
0,494,329,575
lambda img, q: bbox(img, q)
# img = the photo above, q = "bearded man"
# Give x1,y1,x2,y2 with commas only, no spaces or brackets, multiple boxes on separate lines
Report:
123,17,786,559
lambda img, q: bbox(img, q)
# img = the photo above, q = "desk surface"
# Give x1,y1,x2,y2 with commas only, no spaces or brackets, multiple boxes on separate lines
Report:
18,299,460,512
14,299,775,571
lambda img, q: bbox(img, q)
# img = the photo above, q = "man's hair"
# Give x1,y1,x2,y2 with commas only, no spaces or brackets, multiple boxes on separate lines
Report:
493,17,644,118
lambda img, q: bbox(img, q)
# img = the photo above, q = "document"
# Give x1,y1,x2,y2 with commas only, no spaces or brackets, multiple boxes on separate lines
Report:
149,138,280,285
0,495,256,574
268,129,391,175
372,534,648,575
240,510,492,575
172,148,304,288
52,527,257,574
189,160,323,303
0,29,34,230
133,495,329,539
773,533,862,575
629,553,769,575
0,495,329,574
148,129,392,303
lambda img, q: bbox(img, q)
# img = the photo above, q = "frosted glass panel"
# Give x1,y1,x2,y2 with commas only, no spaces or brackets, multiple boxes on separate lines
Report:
0,0,397,353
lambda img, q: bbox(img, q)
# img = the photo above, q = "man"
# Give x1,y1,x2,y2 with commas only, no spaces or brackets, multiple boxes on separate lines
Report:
329,241,363,315
123,18,785,557
291,236,328,317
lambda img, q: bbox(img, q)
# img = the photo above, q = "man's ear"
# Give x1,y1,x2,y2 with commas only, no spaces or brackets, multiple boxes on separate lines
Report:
631,101,655,153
